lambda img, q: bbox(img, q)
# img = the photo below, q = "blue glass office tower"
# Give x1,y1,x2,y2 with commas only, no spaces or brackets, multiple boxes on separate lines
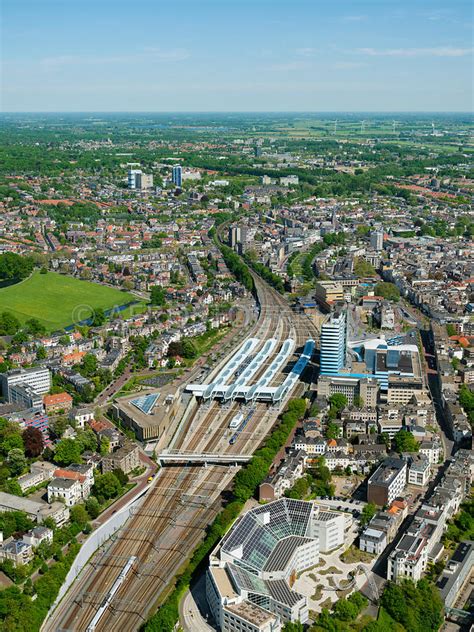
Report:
172,165,182,187
320,311,346,375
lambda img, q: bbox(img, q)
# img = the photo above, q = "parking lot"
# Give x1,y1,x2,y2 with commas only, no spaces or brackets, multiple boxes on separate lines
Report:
314,496,367,520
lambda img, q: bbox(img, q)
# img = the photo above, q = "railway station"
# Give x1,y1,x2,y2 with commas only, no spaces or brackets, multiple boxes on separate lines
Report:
186,336,315,405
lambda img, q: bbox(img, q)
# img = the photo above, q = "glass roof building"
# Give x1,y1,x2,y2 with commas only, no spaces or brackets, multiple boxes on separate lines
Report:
130,393,160,415
206,499,319,631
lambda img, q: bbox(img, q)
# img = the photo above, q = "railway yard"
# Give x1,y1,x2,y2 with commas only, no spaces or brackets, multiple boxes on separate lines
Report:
43,276,321,632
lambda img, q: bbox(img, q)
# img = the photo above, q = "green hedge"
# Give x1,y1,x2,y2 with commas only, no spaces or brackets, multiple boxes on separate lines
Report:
143,398,307,631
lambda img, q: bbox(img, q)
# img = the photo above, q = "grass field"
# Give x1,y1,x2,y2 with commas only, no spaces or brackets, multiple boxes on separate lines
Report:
0,271,136,332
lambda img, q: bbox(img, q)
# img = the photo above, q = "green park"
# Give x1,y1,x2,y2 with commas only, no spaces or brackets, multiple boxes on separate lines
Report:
0,270,136,332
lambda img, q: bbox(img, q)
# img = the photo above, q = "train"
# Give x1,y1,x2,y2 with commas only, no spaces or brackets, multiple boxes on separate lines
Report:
229,408,256,445
229,412,244,429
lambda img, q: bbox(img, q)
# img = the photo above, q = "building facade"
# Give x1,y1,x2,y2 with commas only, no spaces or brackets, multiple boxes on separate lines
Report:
319,311,347,375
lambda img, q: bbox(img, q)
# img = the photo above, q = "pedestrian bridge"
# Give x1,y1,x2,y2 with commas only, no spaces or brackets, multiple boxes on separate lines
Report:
157,450,253,465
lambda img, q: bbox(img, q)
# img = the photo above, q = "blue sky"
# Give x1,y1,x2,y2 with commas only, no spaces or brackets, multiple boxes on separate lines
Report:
1,0,472,112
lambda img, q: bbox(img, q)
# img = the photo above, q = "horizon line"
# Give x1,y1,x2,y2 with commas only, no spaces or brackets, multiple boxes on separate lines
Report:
1,110,473,115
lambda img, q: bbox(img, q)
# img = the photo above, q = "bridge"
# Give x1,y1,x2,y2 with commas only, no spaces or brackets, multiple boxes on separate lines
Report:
157,450,253,465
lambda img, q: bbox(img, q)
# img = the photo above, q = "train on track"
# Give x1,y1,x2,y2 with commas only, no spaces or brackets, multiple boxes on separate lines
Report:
229,407,256,445
229,412,244,429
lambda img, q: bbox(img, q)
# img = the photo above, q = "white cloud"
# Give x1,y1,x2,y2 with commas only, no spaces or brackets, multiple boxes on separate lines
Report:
39,47,190,69
295,47,318,57
357,46,473,58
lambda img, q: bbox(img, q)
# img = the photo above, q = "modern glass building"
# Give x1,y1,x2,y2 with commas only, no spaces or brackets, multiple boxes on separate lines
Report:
319,311,346,375
172,164,182,187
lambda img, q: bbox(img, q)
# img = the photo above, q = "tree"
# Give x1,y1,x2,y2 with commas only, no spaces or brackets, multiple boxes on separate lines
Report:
381,579,443,632
283,623,304,632
25,318,46,336
3,479,22,496
50,416,69,438
7,449,27,476
85,496,101,519
374,282,400,302
181,339,198,359
36,345,47,360
333,597,359,621
100,437,110,456
328,393,347,413
81,353,98,377
91,308,106,327
93,472,122,501
112,468,129,486
353,257,376,277
353,395,364,408
150,285,166,306
0,419,24,456
360,502,377,525
76,428,97,453
326,422,340,439
22,426,44,457
284,475,311,500
54,439,82,466
70,504,89,527
328,393,347,420
393,429,419,453
0,311,21,336
0,252,34,284
446,323,456,337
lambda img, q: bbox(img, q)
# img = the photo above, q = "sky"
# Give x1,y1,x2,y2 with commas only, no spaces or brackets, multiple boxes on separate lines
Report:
1,0,473,112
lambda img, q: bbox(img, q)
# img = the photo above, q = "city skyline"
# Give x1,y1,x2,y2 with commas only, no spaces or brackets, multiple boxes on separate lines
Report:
2,0,473,112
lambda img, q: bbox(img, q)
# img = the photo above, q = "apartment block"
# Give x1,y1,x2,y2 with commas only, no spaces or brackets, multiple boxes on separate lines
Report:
367,458,407,506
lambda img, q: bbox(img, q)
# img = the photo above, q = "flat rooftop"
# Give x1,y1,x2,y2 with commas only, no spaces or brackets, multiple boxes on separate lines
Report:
369,458,406,487
209,567,238,600
0,491,43,514
224,601,275,626
113,384,179,432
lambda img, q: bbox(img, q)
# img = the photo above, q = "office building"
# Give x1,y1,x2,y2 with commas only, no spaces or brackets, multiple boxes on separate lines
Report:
315,281,344,310
319,311,346,375
1,367,51,402
367,457,407,506
135,172,153,190
9,383,43,409
407,456,430,487
437,541,474,608
206,499,319,630
387,376,424,406
313,509,345,552
317,374,378,407
128,168,142,189
172,164,182,187
361,338,421,392
370,230,384,251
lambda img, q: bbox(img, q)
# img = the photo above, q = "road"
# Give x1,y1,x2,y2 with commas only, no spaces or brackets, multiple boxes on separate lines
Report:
43,274,321,632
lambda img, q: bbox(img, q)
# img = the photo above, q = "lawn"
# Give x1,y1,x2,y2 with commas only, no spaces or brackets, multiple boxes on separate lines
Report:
0,271,136,332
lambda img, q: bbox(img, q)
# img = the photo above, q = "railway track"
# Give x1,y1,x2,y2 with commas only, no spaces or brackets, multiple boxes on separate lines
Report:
44,273,320,632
